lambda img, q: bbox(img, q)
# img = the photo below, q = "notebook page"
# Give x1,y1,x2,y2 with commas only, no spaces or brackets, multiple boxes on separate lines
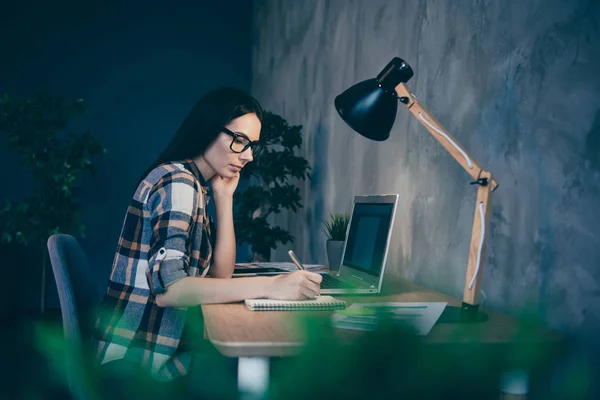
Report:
245,295,346,311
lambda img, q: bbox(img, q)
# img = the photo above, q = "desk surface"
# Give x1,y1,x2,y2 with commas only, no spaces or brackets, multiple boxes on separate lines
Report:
201,274,562,358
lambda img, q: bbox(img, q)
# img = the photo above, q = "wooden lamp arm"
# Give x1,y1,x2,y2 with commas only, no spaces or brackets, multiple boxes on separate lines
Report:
394,83,498,191
394,82,498,307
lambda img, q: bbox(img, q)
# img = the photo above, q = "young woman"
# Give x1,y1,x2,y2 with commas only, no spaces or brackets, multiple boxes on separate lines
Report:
94,87,322,388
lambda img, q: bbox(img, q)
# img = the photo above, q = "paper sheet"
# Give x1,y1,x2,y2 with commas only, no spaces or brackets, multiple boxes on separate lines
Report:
331,302,447,335
251,262,328,271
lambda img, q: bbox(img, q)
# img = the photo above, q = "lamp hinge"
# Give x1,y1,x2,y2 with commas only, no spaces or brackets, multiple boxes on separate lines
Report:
469,178,488,186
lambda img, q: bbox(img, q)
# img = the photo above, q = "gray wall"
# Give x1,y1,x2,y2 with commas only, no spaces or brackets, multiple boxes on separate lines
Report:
252,0,600,346
0,0,253,308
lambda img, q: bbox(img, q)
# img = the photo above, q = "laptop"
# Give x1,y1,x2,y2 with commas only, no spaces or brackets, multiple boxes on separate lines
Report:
318,194,398,294
233,194,399,295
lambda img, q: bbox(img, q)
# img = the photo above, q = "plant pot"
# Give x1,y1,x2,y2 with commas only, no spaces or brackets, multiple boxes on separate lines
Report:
252,247,271,263
326,240,345,272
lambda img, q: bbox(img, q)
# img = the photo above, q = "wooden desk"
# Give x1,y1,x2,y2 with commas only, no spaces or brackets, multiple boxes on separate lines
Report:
202,276,561,357
200,274,562,399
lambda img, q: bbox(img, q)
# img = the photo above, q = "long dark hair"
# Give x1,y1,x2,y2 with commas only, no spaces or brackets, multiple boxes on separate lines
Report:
139,87,263,183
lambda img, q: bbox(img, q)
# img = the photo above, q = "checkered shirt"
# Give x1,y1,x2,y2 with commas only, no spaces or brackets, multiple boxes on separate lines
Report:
94,159,212,381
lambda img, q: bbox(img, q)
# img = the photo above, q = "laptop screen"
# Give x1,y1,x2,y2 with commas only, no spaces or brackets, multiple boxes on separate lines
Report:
341,202,394,277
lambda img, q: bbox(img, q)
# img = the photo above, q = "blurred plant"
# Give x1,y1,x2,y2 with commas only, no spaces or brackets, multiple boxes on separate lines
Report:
30,307,238,399
0,93,105,311
322,212,350,241
233,110,311,261
267,312,573,399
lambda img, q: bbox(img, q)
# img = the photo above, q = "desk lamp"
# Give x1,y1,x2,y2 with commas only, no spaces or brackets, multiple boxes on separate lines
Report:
334,57,498,323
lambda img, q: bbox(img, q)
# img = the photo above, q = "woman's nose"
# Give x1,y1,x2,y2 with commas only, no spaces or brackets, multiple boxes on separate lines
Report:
240,148,253,162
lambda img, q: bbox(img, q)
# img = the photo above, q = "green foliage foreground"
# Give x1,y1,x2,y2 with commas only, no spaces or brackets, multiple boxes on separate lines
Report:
8,309,590,400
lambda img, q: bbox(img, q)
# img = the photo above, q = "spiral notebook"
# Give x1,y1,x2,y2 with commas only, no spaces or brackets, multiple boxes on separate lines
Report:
245,296,347,311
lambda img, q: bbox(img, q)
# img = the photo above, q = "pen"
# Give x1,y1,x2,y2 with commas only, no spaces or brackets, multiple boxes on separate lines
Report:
287,250,306,270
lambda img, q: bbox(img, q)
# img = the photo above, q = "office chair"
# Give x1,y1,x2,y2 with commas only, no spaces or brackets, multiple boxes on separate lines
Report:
47,234,101,400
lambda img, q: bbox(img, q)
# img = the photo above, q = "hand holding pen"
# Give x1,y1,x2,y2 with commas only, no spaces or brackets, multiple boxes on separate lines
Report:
287,250,306,270
264,250,322,300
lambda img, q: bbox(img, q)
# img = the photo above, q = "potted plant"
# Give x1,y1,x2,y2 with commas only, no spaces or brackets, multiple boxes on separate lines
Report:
322,213,350,271
0,94,105,313
233,110,311,262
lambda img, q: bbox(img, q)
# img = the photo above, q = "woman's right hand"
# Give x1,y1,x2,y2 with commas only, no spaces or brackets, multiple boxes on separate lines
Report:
266,271,323,300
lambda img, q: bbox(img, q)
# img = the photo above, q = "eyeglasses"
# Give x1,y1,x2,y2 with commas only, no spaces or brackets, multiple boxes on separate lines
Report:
222,127,265,157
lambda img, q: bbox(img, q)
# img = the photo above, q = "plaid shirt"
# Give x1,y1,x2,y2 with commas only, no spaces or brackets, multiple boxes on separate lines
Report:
95,159,212,381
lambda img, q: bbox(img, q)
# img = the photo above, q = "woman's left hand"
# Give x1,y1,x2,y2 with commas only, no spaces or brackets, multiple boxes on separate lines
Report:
210,173,240,198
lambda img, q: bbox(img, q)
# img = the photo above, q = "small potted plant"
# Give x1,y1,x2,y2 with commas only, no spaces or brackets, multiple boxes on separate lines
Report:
322,213,350,271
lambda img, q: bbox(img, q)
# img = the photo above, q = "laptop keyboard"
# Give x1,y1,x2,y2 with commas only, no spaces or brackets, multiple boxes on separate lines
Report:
320,274,354,289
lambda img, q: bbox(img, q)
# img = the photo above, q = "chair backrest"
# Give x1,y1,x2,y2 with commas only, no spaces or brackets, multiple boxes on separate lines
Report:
47,234,100,400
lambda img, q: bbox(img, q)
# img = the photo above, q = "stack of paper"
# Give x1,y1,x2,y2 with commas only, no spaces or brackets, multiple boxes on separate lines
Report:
331,302,447,336
251,262,328,271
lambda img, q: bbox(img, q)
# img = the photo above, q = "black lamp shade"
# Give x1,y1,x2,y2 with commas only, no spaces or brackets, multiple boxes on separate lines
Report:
334,78,398,141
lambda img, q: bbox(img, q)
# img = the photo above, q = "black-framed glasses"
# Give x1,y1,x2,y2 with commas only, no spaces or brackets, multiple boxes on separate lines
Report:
222,127,265,157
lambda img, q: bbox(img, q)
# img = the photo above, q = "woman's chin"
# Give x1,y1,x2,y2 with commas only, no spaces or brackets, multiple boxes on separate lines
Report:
220,168,239,178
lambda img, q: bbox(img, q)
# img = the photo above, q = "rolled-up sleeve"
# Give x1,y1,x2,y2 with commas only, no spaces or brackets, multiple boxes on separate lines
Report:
145,171,200,295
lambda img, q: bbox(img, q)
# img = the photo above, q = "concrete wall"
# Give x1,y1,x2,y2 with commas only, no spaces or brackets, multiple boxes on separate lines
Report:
251,0,600,345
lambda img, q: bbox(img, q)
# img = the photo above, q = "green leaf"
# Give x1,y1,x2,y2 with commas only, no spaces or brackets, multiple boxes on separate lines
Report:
16,202,30,213
2,200,12,212
323,213,351,240
1,233,12,243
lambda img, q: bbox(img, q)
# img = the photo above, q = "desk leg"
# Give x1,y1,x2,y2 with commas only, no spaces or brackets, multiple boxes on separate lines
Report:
238,357,269,399
500,370,529,399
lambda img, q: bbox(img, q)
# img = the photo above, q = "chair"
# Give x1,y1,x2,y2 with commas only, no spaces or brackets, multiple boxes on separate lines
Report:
47,234,100,400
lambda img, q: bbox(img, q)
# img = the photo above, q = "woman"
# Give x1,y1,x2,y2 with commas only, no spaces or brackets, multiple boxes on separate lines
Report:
94,87,321,391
